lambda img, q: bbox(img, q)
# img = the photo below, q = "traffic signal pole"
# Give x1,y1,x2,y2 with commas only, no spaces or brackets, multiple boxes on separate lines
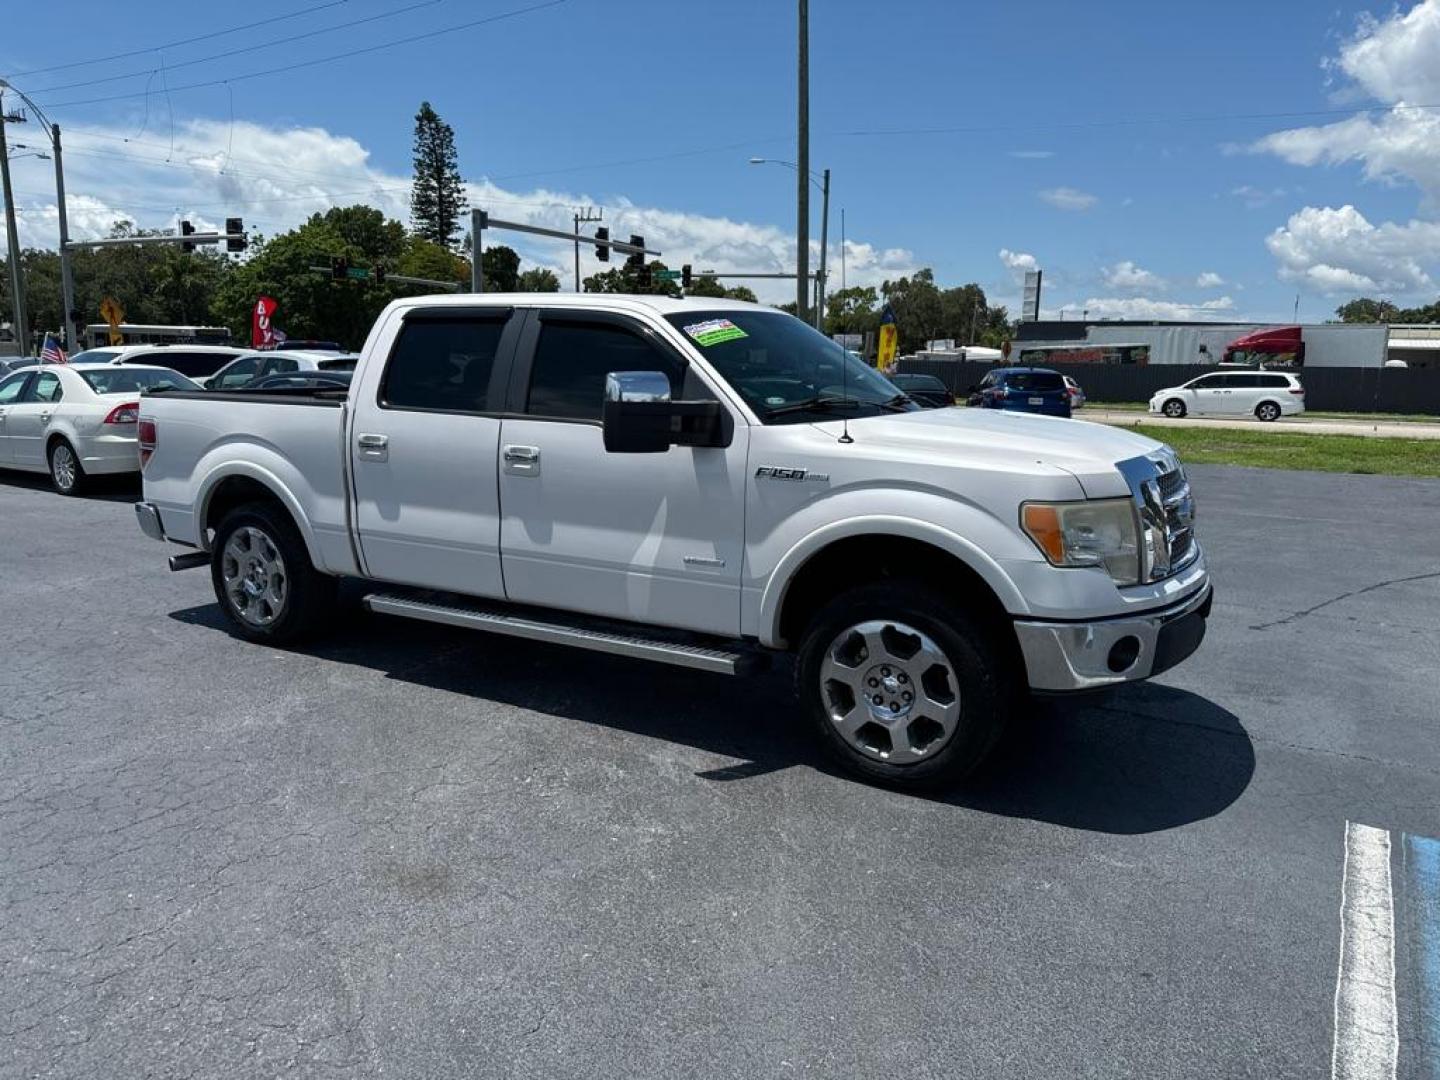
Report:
470,208,658,294
52,124,76,352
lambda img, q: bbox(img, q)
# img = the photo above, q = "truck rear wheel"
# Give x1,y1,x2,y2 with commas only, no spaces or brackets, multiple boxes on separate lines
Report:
211,502,336,644
795,581,1015,790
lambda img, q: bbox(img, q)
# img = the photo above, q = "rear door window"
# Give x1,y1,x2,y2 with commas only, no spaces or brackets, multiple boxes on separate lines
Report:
382,316,508,413
24,372,63,403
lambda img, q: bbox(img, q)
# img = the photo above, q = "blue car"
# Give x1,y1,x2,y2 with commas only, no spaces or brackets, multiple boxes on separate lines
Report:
967,367,1072,418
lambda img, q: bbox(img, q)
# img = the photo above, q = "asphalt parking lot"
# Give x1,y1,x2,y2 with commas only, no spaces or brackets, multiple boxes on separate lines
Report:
3,465,1439,1079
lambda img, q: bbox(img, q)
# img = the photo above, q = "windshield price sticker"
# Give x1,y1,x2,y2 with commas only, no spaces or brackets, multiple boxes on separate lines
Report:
683,319,748,347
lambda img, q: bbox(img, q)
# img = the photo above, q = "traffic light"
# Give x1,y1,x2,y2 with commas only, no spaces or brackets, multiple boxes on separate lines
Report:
331,255,350,281
180,220,195,253
625,235,648,291
373,263,387,285
594,227,609,262
681,264,692,289
225,217,246,252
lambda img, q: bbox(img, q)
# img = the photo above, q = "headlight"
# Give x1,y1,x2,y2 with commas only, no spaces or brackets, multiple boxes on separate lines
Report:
1021,499,1141,585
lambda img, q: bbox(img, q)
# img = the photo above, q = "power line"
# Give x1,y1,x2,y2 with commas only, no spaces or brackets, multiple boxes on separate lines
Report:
34,0,574,110
25,0,448,95
1,0,349,80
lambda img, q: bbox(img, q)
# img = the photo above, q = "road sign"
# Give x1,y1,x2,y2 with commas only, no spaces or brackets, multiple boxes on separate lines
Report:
99,297,126,345
346,267,369,281
653,269,682,281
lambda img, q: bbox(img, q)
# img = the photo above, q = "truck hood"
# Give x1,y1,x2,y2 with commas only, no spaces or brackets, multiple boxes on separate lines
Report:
810,408,1169,498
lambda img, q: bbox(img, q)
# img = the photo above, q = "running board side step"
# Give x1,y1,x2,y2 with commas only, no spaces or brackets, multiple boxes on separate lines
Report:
362,592,763,676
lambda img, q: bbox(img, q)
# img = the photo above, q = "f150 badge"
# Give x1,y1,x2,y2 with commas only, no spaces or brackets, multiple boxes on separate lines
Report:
756,466,830,482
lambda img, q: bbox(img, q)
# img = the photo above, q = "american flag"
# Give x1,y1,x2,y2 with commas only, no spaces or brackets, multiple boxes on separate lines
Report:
39,333,67,365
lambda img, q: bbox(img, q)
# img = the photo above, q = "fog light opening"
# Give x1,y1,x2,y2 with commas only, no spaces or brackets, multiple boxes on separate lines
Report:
1107,635,1142,673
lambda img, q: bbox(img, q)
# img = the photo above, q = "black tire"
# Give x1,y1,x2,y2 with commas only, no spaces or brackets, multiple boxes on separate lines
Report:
210,501,337,644
795,580,1018,791
48,439,87,496
1255,401,1281,422
1162,398,1187,418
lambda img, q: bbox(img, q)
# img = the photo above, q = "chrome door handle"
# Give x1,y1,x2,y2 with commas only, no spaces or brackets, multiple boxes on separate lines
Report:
503,445,539,463
39,411,51,421
356,432,389,461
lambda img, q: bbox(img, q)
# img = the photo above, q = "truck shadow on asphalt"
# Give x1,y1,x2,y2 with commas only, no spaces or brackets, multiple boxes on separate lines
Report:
171,602,1255,836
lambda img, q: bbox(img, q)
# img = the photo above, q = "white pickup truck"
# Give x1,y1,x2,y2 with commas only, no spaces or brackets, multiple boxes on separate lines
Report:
135,294,1210,789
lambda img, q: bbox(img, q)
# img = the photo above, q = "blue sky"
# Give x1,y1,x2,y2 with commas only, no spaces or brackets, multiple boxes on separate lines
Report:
4,0,1440,322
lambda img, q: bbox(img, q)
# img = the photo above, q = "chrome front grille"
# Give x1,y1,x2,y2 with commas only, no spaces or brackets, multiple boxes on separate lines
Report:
1156,467,1197,575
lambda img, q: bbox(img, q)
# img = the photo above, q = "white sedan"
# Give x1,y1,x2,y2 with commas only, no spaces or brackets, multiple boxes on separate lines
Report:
204,349,360,390
0,363,199,494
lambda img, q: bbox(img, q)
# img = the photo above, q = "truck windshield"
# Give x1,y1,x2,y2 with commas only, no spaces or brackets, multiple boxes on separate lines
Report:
664,310,915,423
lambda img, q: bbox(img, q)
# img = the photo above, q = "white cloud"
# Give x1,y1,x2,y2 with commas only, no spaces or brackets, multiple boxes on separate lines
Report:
1008,150,1055,159
1230,184,1286,208
1101,259,1162,291
1195,271,1226,288
998,248,1038,275
1264,203,1439,294
1038,186,1098,211
1251,0,1440,201
1078,296,1236,320
2,117,914,305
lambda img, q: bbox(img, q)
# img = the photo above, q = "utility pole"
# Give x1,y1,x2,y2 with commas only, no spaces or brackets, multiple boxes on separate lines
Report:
0,97,27,356
840,208,845,293
796,0,809,323
52,124,75,351
814,166,829,330
572,207,602,293
470,208,485,293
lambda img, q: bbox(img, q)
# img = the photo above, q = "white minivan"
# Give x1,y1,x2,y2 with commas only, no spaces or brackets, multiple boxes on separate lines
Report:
1150,370,1305,421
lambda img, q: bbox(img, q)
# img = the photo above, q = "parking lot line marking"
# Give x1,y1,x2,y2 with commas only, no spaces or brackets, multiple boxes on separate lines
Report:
1405,834,1440,1077
1333,822,1398,1080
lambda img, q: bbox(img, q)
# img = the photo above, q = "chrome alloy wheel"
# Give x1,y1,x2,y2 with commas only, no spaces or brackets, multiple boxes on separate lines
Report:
819,620,962,764
221,526,288,628
51,444,77,492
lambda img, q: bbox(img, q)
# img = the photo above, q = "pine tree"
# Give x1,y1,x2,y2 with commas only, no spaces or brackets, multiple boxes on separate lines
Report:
410,102,468,250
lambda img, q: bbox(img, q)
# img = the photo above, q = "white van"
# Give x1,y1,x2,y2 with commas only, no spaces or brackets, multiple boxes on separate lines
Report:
1149,371,1305,421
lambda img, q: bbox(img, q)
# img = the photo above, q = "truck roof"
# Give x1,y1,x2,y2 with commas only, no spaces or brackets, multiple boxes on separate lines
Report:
382,293,765,317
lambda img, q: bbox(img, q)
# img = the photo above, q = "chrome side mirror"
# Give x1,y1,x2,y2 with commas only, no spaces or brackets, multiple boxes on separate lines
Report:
604,370,672,404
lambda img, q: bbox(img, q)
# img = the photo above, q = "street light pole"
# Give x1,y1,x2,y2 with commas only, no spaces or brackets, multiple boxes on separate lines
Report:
814,167,829,330
0,98,28,356
796,0,809,323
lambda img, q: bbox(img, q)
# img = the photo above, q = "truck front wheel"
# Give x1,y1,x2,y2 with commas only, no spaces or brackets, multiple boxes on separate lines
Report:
211,502,336,644
795,581,1015,790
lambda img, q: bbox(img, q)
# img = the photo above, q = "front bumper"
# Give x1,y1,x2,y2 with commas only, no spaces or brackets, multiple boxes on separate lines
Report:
135,501,166,542
1014,581,1213,692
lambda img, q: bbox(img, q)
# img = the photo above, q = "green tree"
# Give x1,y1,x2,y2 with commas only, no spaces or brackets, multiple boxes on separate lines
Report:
823,285,879,336
939,284,988,344
398,235,470,286
583,260,682,297
481,245,521,291
410,101,467,250
517,266,561,292
881,269,944,353
212,205,408,348
1334,296,1440,323
685,275,758,302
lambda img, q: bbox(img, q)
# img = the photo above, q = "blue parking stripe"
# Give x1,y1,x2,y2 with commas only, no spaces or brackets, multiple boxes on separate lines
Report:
1408,834,1440,1080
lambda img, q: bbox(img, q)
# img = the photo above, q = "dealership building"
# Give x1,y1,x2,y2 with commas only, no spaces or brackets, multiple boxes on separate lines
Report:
1011,319,1438,368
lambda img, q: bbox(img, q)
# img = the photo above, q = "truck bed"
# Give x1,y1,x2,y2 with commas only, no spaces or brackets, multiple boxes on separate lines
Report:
139,388,358,575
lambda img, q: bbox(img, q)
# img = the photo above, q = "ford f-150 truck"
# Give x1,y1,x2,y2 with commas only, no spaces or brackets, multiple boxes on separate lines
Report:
134,295,1210,789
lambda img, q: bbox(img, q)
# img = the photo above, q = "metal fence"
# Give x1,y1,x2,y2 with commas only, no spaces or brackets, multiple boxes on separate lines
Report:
893,359,1440,415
